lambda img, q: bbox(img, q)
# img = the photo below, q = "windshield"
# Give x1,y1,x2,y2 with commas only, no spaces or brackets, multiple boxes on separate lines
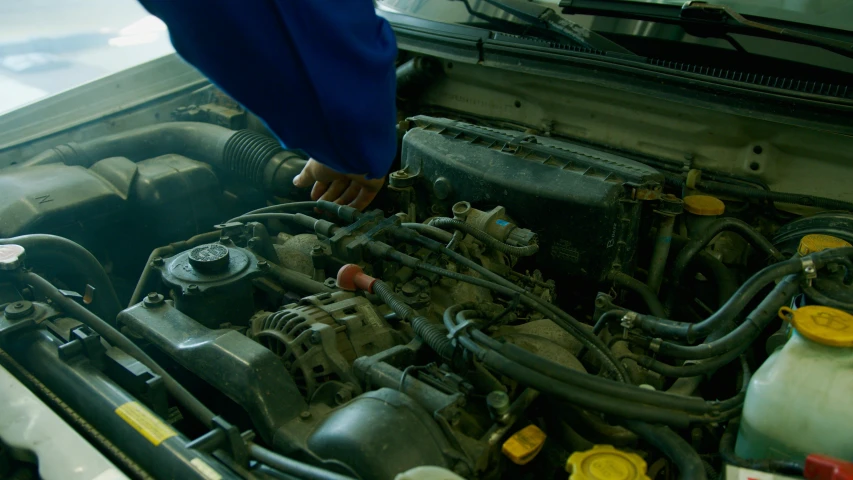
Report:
0,0,174,114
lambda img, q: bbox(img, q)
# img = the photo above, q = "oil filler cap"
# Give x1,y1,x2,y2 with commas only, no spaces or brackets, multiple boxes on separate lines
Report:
188,244,231,274
683,195,725,216
798,234,852,256
502,424,546,465
565,445,650,480
781,305,853,347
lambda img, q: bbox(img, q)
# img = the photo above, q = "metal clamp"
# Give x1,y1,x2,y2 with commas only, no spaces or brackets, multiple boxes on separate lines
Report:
446,319,475,343
802,257,817,286
649,338,663,353
620,311,639,329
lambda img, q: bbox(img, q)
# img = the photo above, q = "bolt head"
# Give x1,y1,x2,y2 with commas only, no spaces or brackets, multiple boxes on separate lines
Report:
257,260,269,270
152,257,164,266
142,293,164,307
4,300,34,319
187,284,200,293
299,411,312,420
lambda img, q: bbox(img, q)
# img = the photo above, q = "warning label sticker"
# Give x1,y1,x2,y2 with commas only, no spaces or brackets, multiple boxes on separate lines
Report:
115,402,177,446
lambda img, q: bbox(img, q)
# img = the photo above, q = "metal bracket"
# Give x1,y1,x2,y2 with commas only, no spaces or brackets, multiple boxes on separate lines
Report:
446,319,475,343
212,416,249,467
802,257,817,286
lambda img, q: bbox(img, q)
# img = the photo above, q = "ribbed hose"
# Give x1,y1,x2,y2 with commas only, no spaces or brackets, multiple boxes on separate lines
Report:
223,130,284,189
373,281,454,359
23,122,300,196
698,179,853,212
428,217,539,256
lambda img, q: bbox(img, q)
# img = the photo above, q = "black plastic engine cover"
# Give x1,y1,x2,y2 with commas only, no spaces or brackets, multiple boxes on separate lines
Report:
400,116,663,281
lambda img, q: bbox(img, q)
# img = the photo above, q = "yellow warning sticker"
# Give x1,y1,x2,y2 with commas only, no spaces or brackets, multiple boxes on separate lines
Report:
115,401,177,446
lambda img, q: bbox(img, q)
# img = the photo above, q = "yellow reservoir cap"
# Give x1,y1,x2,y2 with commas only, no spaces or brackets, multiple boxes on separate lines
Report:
797,234,852,256
780,305,853,347
566,445,650,480
683,195,725,216
502,425,547,465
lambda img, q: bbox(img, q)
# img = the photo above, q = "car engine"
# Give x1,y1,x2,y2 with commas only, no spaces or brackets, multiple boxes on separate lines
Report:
2,69,853,480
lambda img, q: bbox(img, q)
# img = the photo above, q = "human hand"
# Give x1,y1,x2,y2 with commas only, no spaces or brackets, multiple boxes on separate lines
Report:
292,159,384,211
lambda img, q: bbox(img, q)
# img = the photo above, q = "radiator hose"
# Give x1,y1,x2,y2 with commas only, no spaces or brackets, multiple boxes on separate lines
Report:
23,122,305,196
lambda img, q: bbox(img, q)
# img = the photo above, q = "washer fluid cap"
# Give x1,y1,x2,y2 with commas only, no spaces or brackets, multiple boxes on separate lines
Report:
566,445,650,480
683,195,725,216
781,305,853,347
798,234,852,256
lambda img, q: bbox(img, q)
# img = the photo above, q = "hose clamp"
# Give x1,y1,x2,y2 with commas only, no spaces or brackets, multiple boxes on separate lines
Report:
649,338,663,353
620,311,639,329
801,257,817,286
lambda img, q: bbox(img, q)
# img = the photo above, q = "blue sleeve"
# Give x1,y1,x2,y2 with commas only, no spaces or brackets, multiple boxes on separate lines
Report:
139,0,398,179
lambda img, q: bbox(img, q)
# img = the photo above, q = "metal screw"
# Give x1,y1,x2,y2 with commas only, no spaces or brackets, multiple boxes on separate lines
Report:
257,260,269,270
418,292,430,302
188,284,200,294
299,411,312,420
311,245,324,256
152,257,164,266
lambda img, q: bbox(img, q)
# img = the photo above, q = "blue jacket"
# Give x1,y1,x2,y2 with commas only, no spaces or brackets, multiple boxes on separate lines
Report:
139,1,398,179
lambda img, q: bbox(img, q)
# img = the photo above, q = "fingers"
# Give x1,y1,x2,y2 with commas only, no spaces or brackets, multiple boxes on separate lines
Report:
293,158,385,210
292,160,317,189
310,181,329,201
319,178,350,202
349,187,380,212
337,182,361,205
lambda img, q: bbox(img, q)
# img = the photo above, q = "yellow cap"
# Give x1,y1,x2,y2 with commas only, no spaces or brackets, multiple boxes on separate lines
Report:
797,234,852,256
502,425,547,465
566,445,650,480
683,195,725,216
780,305,853,347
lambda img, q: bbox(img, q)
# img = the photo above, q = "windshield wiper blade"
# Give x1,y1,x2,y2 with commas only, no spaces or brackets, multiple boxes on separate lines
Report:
481,0,635,55
560,0,853,60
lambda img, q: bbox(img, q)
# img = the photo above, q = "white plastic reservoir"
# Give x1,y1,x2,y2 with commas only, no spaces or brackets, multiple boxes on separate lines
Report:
736,305,853,461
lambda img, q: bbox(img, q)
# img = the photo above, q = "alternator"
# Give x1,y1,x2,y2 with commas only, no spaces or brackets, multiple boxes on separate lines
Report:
249,291,401,398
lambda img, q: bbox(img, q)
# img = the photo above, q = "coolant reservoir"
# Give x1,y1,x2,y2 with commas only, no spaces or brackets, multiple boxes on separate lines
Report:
736,305,853,461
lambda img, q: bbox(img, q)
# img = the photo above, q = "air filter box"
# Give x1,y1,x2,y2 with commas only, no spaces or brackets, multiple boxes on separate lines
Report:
400,116,663,281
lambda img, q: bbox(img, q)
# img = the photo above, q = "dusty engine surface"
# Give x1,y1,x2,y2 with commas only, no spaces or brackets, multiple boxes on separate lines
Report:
2,114,852,480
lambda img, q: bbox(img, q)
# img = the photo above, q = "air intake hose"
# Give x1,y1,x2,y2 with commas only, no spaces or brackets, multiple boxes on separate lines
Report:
23,122,305,196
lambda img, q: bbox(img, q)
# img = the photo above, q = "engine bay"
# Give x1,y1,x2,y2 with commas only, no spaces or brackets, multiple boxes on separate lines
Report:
2,56,853,480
